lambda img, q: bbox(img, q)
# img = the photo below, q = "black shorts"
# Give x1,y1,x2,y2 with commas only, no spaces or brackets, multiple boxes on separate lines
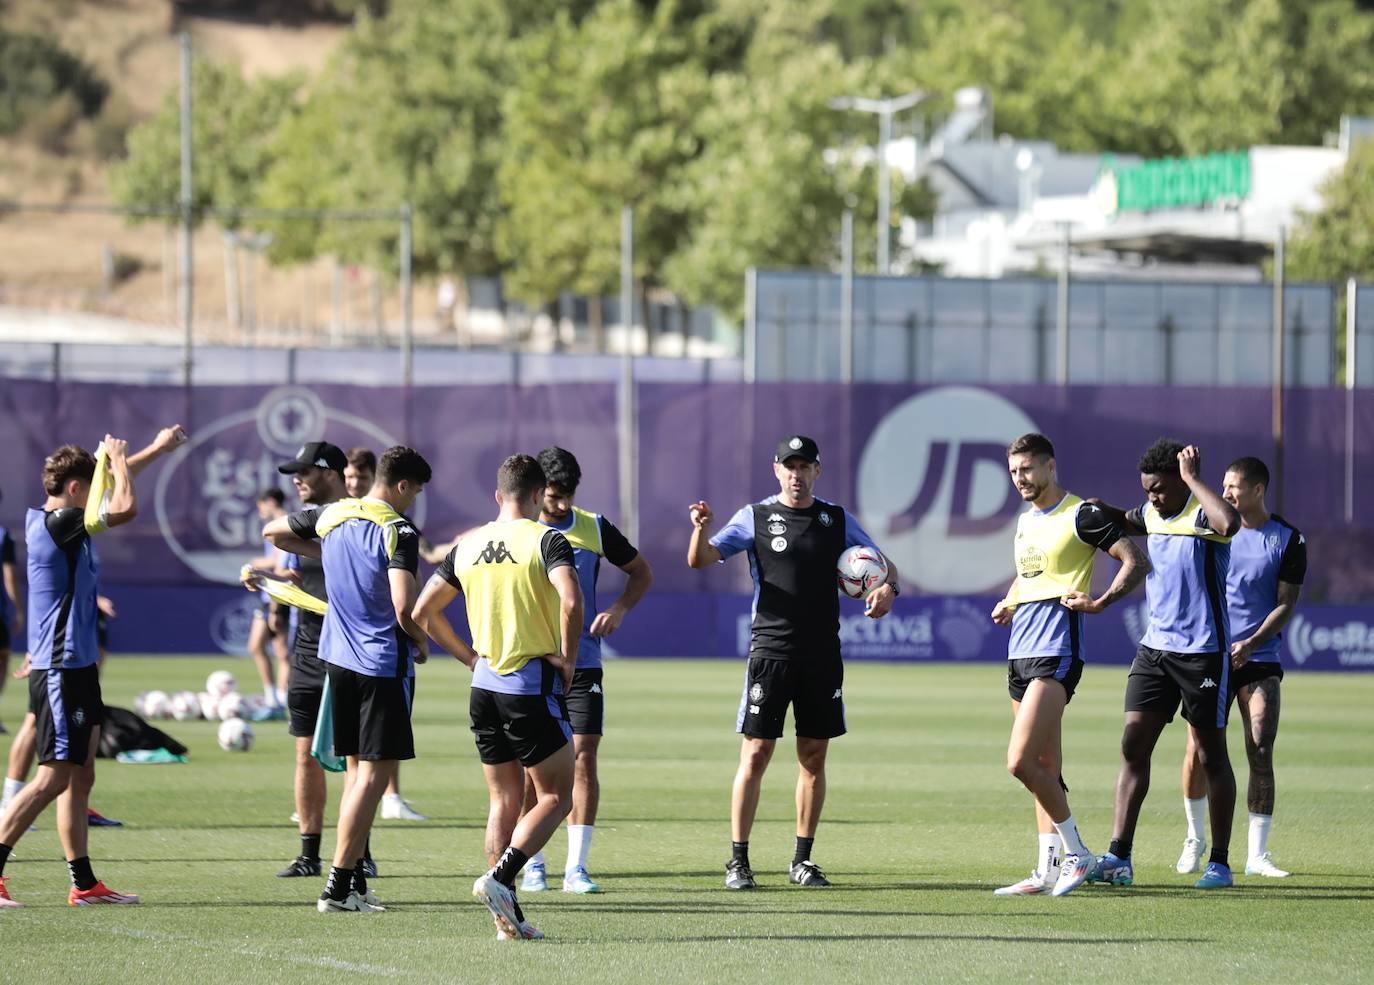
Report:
29,664,105,765
1007,654,1084,703
1125,645,1231,728
0,617,11,652
470,687,571,768
326,664,414,762
565,667,605,736
287,655,327,738
1230,660,1283,694
736,656,846,741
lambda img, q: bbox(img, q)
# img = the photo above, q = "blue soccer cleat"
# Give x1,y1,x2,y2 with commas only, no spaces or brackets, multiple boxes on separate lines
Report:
1195,861,1233,889
1087,852,1134,886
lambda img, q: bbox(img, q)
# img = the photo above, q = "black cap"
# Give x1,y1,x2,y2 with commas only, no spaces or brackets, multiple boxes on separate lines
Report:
774,435,820,464
277,441,347,475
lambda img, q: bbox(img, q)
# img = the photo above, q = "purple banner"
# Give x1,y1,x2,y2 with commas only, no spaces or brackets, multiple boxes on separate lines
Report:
1,378,1370,663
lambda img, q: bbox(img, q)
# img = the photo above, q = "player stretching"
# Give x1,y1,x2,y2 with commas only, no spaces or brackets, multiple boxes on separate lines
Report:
990,433,1149,897
275,447,430,912
688,435,898,890
1089,439,1241,889
518,446,653,895
0,426,186,907
413,454,582,940
1174,456,1303,879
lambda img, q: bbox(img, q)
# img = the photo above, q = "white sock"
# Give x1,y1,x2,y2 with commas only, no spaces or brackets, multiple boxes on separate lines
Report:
1038,832,1063,879
566,824,594,874
1249,813,1273,860
274,686,288,707
1,776,23,809
1053,815,1089,858
528,850,545,869
1184,796,1208,841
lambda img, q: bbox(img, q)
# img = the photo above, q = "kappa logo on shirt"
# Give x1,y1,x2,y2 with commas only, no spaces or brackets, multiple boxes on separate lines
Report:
767,513,785,523
476,541,516,564
1200,678,1218,689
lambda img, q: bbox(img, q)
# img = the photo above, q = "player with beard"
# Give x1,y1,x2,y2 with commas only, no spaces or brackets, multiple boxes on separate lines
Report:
1089,439,1241,890
253,442,361,880
990,433,1149,897
688,436,898,891
1173,456,1304,879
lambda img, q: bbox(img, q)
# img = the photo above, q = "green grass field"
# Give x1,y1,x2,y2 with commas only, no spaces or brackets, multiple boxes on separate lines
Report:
3,657,1371,984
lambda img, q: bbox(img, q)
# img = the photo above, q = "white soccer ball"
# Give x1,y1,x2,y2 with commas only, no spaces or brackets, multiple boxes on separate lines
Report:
141,689,172,720
217,717,254,752
216,692,246,722
170,691,201,721
837,545,889,600
206,670,238,698
197,691,219,721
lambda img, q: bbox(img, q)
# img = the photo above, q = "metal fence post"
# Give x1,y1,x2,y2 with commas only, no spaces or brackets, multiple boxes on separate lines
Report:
1272,226,1286,512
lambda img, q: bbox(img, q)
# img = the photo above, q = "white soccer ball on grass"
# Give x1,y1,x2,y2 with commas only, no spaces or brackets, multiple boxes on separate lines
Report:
216,692,246,722
206,670,237,698
217,718,254,752
170,691,201,721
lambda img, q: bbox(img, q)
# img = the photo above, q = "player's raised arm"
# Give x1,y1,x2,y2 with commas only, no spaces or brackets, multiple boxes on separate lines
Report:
686,500,721,567
101,436,138,528
1178,445,1240,536
263,512,323,559
127,425,188,476
412,558,478,668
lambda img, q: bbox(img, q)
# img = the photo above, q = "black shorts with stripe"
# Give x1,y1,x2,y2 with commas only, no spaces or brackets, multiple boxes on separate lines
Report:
470,686,571,768
326,664,415,761
1125,645,1232,728
565,667,605,735
29,664,105,765
736,655,846,740
1007,653,1085,703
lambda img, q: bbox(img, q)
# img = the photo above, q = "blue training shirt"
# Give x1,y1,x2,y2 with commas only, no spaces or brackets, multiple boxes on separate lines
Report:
538,508,639,670
1127,501,1231,654
26,507,102,670
1227,516,1306,663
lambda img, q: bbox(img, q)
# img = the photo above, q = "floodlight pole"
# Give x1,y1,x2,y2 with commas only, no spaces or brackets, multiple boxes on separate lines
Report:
1272,225,1286,512
618,205,638,544
830,90,929,274
179,32,194,387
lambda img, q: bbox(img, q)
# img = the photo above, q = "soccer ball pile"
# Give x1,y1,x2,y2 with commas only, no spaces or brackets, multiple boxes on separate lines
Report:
132,671,258,752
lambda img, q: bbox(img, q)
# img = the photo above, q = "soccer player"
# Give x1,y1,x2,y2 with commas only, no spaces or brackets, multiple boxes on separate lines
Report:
342,446,428,822
245,488,290,711
272,446,431,913
413,453,582,941
0,424,187,907
990,433,1149,897
687,435,898,891
259,441,348,879
1174,456,1304,879
0,484,22,736
518,446,653,895
1088,439,1241,890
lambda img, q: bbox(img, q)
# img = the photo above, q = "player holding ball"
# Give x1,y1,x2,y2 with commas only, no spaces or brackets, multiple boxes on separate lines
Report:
688,435,899,891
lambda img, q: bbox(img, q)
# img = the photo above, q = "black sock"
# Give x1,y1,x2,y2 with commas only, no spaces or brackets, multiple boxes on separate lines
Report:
363,837,373,862
0,843,11,877
1109,839,1132,859
67,855,98,891
1209,849,1229,868
352,858,368,896
490,846,529,888
731,841,750,867
323,865,353,901
793,837,814,867
301,833,322,862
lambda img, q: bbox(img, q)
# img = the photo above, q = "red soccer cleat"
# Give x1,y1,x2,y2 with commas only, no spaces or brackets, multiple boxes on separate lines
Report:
69,880,140,906
0,875,22,909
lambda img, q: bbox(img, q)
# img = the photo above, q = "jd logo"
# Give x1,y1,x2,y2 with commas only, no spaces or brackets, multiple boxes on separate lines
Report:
477,541,515,564
857,388,1036,594
154,387,419,585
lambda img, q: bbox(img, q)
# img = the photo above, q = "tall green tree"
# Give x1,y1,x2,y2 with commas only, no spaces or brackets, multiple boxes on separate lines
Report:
1287,140,1374,283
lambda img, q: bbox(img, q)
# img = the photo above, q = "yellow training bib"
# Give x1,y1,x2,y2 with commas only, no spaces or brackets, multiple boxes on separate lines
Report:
453,519,561,676
1004,493,1096,606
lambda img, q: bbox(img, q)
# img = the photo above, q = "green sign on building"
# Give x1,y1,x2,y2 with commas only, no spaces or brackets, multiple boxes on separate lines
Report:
1095,151,1251,214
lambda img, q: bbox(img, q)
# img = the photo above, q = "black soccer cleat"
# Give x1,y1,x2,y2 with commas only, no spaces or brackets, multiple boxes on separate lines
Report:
277,855,322,878
360,857,378,878
788,860,832,887
724,859,757,890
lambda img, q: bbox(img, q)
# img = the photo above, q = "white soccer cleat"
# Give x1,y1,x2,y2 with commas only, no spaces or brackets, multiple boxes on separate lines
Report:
317,890,384,913
520,862,548,892
993,871,1053,895
380,794,427,821
473,873,521,937
1176,837,1207,874
562,866,602,894
1051,853,1095,897
495,916,545,940
1244,852,1290,878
